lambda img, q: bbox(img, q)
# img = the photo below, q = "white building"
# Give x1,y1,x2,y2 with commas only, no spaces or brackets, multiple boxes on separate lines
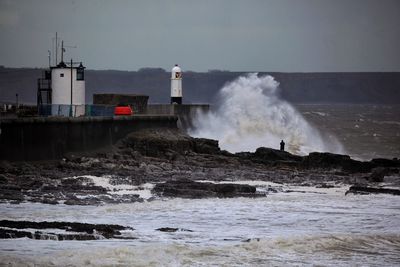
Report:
171,64,182,104
50,61,86,116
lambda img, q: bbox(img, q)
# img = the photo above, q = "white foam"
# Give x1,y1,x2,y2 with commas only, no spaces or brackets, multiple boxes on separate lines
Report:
68,175,154,200
311,111,328,117
190,73,344,155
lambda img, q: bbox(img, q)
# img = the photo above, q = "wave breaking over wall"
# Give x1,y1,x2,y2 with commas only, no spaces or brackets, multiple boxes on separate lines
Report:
189,73,344,155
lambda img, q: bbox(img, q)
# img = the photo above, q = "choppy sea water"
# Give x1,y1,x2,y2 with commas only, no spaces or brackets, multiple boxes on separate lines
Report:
297,104,400,160
1,183,400,266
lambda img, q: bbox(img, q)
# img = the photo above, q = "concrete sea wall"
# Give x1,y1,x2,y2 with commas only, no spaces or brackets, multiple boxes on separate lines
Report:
0,115,177,161
146,104,209,130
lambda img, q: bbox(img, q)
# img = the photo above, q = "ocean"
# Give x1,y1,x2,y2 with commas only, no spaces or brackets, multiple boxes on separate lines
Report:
1,103,400,266
1,183,400,266
297,104,400,161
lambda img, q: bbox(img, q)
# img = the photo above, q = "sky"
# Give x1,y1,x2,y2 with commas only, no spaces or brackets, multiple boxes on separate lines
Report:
0,0,399,72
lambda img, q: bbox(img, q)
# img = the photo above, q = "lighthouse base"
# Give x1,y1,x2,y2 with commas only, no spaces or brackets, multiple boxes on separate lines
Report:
171,97,182,104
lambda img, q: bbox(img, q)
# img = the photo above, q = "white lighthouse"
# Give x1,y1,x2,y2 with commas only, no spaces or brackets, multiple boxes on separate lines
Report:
171,64,182,104
51,61,86,116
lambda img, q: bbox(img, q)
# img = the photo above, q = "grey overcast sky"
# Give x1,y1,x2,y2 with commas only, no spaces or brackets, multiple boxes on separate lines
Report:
0,0,399,72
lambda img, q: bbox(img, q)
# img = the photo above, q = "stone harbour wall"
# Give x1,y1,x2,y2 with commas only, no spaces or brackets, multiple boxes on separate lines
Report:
0,115,177,161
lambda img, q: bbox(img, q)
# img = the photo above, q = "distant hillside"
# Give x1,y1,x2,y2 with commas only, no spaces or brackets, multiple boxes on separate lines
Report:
0,67,399,104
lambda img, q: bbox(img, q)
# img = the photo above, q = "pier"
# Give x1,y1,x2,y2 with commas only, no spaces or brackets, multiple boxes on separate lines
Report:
0,115,177,161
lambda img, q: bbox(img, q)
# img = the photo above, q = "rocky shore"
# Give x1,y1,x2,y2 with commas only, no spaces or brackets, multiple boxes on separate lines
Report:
0,220,134,240
0,128,399,206
152,179,264,198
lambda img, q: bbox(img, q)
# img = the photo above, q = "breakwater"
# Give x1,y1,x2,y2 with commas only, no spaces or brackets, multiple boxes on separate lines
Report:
0,115,177,161
146,104,209,129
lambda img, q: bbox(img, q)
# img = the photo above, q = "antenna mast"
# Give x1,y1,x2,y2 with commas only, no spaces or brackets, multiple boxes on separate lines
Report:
61,40,64,63
48,50,51,67
55,32,58,65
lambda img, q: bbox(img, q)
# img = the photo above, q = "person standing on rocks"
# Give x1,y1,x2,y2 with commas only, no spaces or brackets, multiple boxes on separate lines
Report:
280,140,285,151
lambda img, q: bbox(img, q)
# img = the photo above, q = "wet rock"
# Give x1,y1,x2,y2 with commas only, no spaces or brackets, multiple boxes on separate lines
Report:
302,152,349,169
24,179,44,190
243,238,261,242
41,198,59,205
369,167,389,182
0,189,24,201
254,147,302,162
0,184,22,191
61,183,108,194
1,127,399,204
0,220,134,240
0,174,8,184
116,128,221,158
370,158,400,168
156,227,193,232
193,138,220,154
152,179,263,198
0,161,13,173
303,152,350,168
266,187,279,193
236,147,302,165
41,184,59,192
116,128,195,158
0,228,100,241
302,152,373,173
61,178,81,185
345,185,400,196
0,228,34,239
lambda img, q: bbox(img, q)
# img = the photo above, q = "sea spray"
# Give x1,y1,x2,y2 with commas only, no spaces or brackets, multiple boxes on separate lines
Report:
189,73,344,155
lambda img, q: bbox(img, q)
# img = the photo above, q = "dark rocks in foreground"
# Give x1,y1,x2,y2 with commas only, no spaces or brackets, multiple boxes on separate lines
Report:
0,127,399,205
0,220,134,240
345,186,400,196
152,179,264,198
0,172,145,205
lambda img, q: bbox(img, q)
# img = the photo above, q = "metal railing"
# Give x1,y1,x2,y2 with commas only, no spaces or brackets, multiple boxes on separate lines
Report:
38,104,115,117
